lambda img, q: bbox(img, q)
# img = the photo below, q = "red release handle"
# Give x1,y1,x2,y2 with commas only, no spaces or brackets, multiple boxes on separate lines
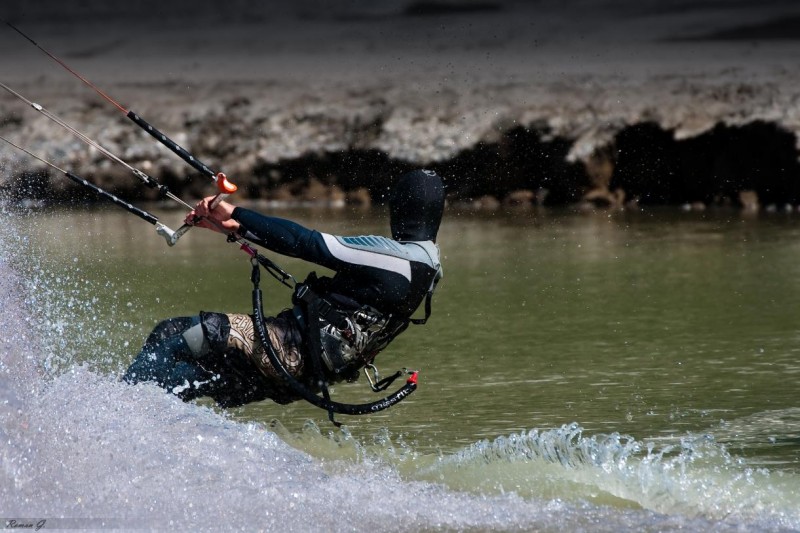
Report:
216,172,238,194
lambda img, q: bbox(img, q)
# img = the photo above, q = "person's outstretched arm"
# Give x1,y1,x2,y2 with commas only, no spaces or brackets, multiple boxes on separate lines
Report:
185,197,339,267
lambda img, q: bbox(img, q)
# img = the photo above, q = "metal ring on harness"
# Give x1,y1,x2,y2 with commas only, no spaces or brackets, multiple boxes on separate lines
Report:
250,257,418,426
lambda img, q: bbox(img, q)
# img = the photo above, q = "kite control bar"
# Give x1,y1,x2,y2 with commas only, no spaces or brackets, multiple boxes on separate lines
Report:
3,18,238,245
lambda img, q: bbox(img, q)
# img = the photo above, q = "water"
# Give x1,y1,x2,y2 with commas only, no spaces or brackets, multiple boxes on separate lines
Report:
2,202,800,531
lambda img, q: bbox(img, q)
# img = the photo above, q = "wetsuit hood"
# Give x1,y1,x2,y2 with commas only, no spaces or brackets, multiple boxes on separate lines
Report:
389,169,445,241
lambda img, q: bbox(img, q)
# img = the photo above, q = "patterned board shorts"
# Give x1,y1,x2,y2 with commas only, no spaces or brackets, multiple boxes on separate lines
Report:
225,312,306,381
199,308,359,405
198,310,307,405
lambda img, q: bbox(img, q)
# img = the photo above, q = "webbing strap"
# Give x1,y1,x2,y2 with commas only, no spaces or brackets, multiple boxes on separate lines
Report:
294,284,348,329
410,265,441,325
410,291,433,325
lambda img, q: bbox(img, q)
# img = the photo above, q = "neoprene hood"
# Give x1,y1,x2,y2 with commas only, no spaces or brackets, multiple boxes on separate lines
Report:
389,169,445,242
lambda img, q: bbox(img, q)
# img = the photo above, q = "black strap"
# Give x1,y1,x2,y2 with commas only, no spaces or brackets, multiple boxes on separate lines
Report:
250,259,418,426
293,284,348,330
372,370,402,391
410,266,441,325
410,291,433,325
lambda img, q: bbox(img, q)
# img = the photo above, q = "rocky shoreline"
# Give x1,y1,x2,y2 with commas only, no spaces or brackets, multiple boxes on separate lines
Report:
2,1,800,210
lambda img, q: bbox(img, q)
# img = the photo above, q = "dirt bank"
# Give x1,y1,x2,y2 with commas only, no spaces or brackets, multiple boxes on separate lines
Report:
2,1,800,209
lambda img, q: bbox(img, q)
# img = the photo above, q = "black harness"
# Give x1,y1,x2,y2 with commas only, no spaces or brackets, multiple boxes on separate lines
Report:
249,254,425,426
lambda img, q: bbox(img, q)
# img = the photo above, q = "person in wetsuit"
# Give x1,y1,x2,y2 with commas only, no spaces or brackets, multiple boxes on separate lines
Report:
123,169,444,407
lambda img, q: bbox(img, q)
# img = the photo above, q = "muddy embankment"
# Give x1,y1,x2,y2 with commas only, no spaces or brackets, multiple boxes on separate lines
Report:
3,0,800,211
2,70,800,212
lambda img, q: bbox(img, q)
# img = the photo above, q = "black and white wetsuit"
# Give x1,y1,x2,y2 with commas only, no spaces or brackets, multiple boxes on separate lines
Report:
234,208,442,318
236,208,442,383
124,168,446,408
124,210,442,407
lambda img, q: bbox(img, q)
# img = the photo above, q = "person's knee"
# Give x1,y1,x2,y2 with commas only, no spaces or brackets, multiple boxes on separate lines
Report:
181,322,210,357
124,312,233,403
124,331,193,385
145,316,198,345
123,341,179,384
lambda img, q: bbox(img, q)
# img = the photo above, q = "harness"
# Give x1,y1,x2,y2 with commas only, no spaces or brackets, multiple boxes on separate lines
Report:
292,273,411,379
248,250,438,426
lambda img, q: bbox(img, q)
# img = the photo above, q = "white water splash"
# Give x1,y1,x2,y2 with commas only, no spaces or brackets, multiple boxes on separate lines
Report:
418,423,800,530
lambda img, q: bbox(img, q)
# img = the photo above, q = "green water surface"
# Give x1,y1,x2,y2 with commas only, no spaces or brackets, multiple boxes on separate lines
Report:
12,204,800,471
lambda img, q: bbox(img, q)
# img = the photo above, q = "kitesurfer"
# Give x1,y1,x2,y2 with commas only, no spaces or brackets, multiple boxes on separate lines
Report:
122,169,445,408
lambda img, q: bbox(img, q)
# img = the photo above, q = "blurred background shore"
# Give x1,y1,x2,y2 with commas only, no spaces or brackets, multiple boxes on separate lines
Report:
2,0,800,209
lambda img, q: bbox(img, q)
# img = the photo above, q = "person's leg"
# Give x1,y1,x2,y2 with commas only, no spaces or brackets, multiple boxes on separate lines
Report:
123,312,280,406
123,316,214,401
